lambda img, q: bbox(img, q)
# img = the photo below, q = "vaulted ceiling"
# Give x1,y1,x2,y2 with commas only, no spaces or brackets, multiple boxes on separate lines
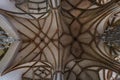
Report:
0,0,120,80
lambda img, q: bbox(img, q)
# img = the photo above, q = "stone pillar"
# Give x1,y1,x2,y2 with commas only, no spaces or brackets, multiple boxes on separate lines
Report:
49,0,61,8
53,72,64,80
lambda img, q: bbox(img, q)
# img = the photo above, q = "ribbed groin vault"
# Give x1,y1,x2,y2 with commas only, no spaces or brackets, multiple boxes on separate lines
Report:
0,0,120,80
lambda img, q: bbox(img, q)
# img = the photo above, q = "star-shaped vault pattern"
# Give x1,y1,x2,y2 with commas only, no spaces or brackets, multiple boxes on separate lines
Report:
0,0,120,80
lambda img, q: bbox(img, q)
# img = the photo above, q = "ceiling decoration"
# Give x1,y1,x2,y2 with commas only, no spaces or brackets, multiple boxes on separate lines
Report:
100,26,120,48
94,0,112,5
0,0,120,80
14,0,50,18
0,29,10,61
0,14,21,74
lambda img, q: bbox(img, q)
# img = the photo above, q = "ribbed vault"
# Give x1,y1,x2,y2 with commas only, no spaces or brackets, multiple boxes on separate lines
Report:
0,0,120,80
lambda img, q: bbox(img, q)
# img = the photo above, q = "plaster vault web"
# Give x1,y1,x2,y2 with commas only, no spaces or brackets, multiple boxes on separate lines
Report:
0,0,120,80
